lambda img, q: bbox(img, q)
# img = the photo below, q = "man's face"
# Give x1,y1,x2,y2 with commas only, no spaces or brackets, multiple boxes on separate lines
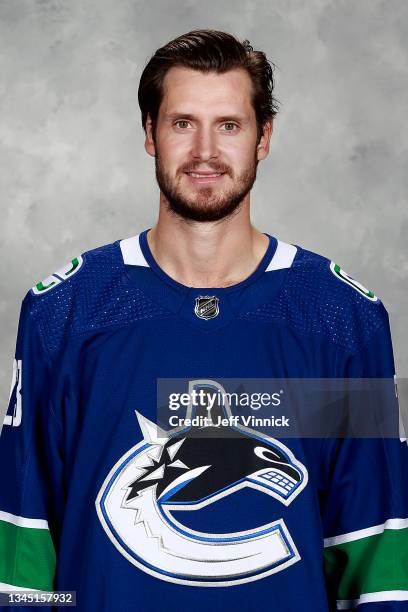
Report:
145,66,271,222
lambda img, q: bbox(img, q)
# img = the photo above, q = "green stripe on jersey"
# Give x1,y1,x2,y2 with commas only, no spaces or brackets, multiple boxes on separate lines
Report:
324,527,408,600
0,519,55,591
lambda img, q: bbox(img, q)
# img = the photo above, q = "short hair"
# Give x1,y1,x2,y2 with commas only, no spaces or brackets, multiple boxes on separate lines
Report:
138,29,280,144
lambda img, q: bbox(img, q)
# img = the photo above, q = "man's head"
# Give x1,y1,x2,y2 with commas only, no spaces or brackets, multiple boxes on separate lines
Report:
138,30,279,222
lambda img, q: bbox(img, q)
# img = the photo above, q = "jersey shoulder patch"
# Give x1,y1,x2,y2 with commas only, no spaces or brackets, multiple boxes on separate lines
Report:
329,261,379,303
31,255,84,295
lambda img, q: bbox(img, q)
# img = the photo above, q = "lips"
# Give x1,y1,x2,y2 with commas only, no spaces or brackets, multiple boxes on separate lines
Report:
187,172,223,177
185,171,225,176
185,172,226,184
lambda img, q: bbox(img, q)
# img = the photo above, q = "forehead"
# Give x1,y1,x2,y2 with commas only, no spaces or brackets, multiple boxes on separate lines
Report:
160,66,254,116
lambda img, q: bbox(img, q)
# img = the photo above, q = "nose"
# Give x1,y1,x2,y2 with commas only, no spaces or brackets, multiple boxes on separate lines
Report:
191,125,219,162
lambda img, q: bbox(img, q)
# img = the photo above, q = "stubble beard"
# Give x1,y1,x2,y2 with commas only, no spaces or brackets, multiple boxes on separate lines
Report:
154,148,259,223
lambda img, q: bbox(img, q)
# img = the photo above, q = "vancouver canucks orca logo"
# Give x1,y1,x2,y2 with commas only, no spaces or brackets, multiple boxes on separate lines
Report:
95,380,308,587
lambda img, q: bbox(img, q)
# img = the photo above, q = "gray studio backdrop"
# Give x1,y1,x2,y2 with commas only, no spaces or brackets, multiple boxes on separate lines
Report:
1,0,407,416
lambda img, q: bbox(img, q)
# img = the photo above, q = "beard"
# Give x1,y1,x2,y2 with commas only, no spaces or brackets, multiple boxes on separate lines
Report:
153,148,259,223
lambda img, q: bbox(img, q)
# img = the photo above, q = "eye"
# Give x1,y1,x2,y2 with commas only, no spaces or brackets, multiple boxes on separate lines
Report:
174,120,190,129
174,120,239,131
254,446,283,462
222,122,239,132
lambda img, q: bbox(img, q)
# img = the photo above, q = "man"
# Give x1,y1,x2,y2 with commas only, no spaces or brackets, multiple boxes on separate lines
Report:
0,29,407,611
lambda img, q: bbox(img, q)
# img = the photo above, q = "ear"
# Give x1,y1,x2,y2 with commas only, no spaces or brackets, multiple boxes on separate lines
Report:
145,113,156,157
256,120,273,161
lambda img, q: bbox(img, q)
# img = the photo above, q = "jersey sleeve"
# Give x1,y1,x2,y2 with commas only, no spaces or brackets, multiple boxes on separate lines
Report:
322,307,408,610
0,291,64,596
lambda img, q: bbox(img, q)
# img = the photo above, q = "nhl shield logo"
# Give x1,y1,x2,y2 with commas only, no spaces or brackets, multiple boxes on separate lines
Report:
194,296,219,320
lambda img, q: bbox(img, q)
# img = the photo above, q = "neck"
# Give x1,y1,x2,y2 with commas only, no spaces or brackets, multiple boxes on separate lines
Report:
147,198,269,288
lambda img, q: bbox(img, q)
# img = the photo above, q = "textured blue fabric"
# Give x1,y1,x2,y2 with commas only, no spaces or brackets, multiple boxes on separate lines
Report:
0,230,406,611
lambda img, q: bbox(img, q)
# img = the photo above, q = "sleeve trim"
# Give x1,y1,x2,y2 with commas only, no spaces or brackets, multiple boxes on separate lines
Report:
337,590,408,608
324,517,408,547
0,511,49,530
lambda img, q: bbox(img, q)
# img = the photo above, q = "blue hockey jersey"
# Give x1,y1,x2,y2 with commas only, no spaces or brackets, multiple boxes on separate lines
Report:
0,229,407,611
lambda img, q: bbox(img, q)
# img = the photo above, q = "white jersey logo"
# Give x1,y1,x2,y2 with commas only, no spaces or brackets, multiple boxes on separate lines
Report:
96,380,308,587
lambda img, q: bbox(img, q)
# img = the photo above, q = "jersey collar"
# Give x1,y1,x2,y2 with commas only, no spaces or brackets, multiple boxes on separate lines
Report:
119,229,297,330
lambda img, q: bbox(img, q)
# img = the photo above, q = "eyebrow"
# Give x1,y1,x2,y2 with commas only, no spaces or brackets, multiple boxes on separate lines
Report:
165,112,250,124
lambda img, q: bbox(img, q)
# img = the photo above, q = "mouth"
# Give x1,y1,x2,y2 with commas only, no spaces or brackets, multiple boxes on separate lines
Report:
184,172,226,184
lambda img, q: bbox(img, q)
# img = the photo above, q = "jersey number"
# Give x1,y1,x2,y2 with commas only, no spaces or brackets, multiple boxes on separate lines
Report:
4,359,22,427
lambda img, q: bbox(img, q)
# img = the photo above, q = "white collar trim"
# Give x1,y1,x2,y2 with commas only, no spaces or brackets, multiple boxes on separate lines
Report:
120,235,297,272
120,235,149,267
266,240,297,272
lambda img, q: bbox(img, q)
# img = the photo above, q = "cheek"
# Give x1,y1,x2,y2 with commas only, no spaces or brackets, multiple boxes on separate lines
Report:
162,133,190,154
222,140,254,163
162,141,191,171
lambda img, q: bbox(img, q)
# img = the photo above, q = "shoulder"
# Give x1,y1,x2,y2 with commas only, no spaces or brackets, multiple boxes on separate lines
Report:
263,239,389,353
23,238,127,356
29,239,121,298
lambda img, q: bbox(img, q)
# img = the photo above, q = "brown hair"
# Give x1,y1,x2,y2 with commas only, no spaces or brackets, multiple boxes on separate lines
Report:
138,29,280,145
